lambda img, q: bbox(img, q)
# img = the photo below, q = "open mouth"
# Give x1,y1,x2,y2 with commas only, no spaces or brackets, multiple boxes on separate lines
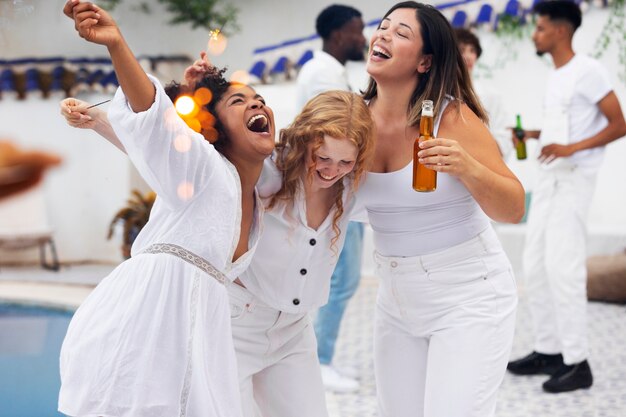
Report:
317,171,338,182
372,45,391,59
247,114,269,133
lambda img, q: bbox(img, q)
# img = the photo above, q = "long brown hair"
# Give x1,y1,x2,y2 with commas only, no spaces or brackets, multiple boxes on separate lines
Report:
362,1,487,127
269,90,375,248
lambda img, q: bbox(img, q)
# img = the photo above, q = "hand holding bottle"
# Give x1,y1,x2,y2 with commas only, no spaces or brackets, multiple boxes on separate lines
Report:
416,137,481,178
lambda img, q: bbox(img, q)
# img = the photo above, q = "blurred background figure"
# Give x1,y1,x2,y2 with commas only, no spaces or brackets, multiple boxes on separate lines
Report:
455,28,513,158
296,4,366,393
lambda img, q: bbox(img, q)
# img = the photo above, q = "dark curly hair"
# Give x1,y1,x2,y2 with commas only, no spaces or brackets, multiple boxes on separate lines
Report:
164,66,232,154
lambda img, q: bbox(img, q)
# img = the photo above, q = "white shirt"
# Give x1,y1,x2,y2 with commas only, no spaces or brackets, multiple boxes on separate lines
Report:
109,75,264,281
542,54,612,171
356,98,490,256
239,156,362,313
296,50,350,110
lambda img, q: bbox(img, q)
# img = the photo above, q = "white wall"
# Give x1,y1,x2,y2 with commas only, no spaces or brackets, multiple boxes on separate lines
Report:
0,0,397,71
0,93,133,263
1,2,624,265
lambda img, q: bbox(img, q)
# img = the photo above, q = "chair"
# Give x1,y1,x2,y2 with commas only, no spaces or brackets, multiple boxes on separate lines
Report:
0,184,60,271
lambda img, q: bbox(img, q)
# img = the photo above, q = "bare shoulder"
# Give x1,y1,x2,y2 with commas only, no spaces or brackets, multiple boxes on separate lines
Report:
439,100,490,143
438,100,507,170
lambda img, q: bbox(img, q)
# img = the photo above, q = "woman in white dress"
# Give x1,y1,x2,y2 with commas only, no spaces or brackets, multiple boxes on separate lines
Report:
58,2,274,416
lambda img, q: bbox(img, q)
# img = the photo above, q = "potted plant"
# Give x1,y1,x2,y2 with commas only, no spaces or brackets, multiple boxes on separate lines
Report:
108,189,156,259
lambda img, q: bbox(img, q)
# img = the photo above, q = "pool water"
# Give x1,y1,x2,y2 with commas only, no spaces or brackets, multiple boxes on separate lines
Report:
0,303,74,417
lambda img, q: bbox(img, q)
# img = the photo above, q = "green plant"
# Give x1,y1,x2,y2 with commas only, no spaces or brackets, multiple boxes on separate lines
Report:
108,190,156,259
592,0,626,84
491,12,535,71
99,0,239,34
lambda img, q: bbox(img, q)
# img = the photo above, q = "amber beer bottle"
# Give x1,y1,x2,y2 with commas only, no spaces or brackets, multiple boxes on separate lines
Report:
515,114,527,160
412,100,436,192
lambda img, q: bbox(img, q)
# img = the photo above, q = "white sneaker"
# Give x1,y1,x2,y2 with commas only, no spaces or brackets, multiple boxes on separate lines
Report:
320,364,360,393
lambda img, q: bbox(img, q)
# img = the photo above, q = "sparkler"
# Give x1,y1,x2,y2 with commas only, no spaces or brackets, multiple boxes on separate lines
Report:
86,99,111,109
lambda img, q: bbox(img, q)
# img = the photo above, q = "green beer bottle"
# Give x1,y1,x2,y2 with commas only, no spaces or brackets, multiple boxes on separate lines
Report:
515,114,527,160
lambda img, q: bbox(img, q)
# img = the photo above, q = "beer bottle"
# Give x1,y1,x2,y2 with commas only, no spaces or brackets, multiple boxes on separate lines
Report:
412,100,436,192
515,114,527,160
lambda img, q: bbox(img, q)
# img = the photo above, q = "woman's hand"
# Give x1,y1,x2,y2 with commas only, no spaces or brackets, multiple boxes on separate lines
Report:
183,52,213,89
417,137,480,177
59,98,103,130
63,0,121,48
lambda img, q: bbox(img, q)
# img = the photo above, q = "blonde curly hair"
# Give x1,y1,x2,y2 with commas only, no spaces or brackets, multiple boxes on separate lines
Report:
269,90,375,249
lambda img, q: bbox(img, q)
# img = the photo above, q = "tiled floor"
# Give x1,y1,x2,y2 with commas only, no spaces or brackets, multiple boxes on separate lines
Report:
1,265,624,417
327,276,626,417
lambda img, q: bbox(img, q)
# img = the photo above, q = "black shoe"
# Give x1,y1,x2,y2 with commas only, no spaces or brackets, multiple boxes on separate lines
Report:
507,351,564,376
542,360,593,393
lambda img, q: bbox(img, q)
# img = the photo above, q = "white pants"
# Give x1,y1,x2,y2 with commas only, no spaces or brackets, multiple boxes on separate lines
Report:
227,283,328,417
373,227,517,417
523,166,597,364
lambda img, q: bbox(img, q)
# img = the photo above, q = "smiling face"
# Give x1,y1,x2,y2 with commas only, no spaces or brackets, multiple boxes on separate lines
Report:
366,7,431,82
307,135,358,191
213,84,275,160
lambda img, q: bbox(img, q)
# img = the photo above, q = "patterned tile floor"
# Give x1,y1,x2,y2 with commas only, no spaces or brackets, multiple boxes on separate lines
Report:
1,265,624,416
325,276,626,417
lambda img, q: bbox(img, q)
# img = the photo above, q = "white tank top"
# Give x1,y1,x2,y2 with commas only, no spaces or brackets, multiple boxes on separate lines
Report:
357,98,490,256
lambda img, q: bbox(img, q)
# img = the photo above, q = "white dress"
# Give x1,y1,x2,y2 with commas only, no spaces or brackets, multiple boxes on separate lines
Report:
58,76,263,417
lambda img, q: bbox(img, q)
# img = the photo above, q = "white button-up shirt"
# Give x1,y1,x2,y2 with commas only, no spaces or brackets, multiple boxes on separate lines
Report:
239,157,363,313
296,50,350,110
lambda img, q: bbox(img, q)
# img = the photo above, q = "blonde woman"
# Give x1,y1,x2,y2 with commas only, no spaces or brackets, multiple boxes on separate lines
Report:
232,90,374,417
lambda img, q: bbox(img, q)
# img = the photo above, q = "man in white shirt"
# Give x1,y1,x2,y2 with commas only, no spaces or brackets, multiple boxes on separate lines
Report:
296,4,366,393
296,5,365,109
507,0,626,394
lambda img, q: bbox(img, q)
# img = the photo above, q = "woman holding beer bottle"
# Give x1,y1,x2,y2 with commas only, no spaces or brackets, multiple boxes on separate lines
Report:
356,2,525,416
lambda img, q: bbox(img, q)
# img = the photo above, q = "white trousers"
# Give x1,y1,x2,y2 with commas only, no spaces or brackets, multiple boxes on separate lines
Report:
227,283,328,417
523,166,597,364
373,227,517,417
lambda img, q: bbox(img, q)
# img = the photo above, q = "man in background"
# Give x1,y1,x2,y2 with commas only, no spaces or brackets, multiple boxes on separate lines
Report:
296,4,366,393
507,0,626,393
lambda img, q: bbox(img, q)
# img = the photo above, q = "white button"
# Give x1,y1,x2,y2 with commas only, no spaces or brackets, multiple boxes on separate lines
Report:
390,261,398,268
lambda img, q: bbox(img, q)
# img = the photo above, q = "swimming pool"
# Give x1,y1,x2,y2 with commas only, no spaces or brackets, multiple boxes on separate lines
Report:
0,302,74,417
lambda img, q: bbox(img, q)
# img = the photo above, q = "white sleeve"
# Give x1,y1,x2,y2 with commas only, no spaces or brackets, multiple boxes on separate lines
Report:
256,154,282,198
108,74,221,209
580,60,613,104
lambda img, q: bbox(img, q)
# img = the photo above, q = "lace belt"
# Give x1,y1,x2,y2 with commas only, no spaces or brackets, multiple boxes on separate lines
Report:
139,243,227,284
